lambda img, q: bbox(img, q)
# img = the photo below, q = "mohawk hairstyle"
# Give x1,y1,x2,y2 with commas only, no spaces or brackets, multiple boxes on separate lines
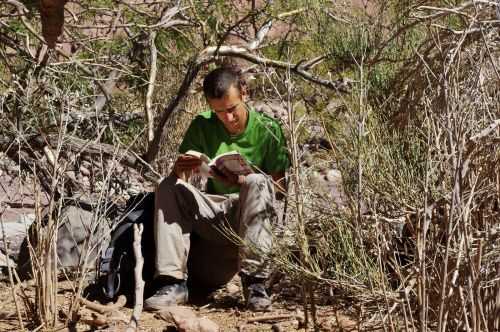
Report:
203,66,246,99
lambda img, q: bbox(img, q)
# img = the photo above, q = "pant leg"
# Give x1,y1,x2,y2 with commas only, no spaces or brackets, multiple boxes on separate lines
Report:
238,173,276,279
154,174,236,280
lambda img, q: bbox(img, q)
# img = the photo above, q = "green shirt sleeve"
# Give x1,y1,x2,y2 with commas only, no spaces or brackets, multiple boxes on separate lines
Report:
263,121,290,174
178,117,204,154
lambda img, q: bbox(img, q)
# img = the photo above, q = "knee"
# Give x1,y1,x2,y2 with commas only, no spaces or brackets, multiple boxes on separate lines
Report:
244,173,269,187
157,174,188,198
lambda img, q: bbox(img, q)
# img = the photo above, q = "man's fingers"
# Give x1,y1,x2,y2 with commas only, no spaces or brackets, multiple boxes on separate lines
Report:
173,154,204,179
218,166,231,178
175,155,202,168
176,160,202,168
216,166,238,185
177,155,202,164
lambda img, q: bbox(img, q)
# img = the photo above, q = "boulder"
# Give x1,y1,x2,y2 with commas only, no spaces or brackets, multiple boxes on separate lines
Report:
16,203,111,280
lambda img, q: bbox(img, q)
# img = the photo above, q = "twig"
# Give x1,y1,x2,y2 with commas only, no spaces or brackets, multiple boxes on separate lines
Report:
145,31,157,144
247,313,302,323
125,224,145,332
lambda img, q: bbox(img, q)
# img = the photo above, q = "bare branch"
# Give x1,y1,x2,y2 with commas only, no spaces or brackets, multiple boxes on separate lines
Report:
125,224,145,332
144,44,352,163
79,295,127,314
197,45,352,92
143,60,201,163
145,31,157,144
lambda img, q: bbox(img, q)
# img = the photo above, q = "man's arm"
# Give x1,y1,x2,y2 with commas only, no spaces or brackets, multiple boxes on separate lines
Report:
271,172,287,200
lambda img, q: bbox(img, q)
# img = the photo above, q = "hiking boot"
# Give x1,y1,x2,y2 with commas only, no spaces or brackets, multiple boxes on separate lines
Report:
144,279,188,311
245,283,272,312
241,275,272,312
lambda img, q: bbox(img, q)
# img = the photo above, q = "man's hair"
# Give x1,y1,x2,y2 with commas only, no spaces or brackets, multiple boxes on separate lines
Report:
203,67,244,99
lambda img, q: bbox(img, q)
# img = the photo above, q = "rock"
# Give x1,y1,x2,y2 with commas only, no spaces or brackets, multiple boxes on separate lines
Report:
156,306,197,323
250,100,288,123
156,306,220,332
0,251,16,278
0,214,35,261
0,251,16,267
176,316,220,332
322,313,358,331
16,203,111,280
79,166,90,176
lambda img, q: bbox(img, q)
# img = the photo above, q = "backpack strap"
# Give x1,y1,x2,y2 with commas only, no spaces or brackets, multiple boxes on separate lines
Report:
100,221,134,299
99,192,155,299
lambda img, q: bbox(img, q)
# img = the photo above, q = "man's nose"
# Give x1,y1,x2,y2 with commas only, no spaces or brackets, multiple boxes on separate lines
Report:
225,112,234,122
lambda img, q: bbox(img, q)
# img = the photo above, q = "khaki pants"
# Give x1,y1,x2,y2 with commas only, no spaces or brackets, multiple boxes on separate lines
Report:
154,173,276,287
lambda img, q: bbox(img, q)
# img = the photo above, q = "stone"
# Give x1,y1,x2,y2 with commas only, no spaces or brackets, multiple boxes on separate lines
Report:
156,306,220,332
156,306,197,324
0,251,16,268
16,203,111,279
176,316,220,332
0,214,35,261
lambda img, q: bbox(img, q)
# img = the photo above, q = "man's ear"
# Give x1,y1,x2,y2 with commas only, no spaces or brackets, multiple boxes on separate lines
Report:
239,84,248,102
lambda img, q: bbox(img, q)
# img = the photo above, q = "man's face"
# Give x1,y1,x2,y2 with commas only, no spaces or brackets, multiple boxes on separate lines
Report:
207,85,248,135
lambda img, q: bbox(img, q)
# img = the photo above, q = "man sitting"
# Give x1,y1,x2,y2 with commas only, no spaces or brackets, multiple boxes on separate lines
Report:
144,67,290,312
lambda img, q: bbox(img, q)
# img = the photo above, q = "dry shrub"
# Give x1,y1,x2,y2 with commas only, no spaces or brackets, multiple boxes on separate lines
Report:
299,2,500,330
343,3,500,330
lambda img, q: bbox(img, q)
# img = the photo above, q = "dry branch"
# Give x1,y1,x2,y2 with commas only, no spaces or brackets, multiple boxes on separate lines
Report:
198,45,352,92
79,295,127,314
144,61,201,163
145,32,157,144
125,224,145,332
144,44,352,163
247,313,303,324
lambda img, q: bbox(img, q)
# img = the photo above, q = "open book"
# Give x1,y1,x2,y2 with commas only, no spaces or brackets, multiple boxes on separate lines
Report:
185,150,253,178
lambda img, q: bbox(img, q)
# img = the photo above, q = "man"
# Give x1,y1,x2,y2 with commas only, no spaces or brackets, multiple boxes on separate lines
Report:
144,67,290,312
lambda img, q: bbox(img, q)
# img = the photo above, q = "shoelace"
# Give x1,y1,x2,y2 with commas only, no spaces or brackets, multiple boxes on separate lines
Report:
156,283,182,295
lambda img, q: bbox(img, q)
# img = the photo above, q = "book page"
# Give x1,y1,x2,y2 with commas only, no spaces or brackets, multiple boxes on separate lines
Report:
184,150,253,178
210,151,253,176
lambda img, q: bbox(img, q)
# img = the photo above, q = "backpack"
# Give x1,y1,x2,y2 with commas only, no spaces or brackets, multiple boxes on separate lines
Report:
96,192,157,304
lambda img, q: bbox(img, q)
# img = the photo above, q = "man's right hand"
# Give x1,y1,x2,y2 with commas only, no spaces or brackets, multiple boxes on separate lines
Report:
173,154,202,181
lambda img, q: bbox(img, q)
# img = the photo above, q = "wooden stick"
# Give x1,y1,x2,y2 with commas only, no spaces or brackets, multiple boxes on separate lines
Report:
145,32,157,144
247,313,301,324
125,224,145,332
79,295,127,314
81,313,108,328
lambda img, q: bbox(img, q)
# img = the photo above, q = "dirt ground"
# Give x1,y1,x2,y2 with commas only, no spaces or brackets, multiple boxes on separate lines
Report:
0,275,360,332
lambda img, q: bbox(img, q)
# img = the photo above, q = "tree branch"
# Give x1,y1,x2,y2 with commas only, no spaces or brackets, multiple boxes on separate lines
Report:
125,224,144,332
145,31,157,144
143,44,352,164
143,60,201,163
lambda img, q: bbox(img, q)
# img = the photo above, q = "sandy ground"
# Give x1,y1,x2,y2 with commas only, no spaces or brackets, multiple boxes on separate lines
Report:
0,276,360,332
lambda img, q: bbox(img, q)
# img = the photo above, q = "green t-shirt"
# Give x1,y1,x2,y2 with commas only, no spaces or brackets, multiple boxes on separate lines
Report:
178,108,290,194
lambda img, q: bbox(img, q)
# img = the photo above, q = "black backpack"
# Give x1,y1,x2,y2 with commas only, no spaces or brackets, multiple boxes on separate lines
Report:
96,192,157,304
